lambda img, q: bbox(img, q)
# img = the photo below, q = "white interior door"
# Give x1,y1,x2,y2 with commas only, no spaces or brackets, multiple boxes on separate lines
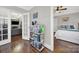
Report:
0,17,11,45
22,13,30,40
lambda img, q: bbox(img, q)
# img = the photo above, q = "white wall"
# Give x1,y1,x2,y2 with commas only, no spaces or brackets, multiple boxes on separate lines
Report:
54,13,79,32
54,17,58,32
30,6,53,51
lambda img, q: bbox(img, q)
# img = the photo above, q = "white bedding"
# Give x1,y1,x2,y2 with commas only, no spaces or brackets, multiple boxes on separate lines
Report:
55,30,79,44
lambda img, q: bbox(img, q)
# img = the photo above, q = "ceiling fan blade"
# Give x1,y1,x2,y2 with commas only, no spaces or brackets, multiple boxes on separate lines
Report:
60,8,67,10
56,6,59,11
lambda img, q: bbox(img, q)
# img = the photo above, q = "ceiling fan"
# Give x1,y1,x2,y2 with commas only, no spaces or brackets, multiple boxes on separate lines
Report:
55,6,67,13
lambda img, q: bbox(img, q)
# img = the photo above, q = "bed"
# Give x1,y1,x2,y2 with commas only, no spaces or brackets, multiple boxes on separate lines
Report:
55,29,79,44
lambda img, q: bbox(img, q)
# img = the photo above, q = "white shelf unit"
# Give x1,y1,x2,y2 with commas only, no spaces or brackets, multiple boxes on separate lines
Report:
30,32,45,52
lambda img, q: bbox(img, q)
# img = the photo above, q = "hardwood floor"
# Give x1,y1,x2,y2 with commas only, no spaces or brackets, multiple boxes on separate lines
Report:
54,38,79,53
1,35,79,53
0,35,51,53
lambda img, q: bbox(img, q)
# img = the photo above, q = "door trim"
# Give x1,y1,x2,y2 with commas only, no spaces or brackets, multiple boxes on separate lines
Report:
22,12,30,40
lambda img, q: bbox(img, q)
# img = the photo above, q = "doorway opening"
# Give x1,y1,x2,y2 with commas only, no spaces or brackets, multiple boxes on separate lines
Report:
11,13,30,43
11,18,22,42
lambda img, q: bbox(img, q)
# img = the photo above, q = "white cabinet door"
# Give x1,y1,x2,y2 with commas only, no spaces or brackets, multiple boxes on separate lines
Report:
22,13,30,40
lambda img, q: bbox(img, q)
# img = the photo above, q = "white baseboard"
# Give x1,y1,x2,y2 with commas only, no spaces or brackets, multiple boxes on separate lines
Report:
0,39,11,46
43,43,53,51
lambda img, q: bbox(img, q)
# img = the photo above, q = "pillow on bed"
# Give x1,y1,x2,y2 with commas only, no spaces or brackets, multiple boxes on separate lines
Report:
70,25,74,29
59,25,75,30
69,25,75,29
59,25,67,30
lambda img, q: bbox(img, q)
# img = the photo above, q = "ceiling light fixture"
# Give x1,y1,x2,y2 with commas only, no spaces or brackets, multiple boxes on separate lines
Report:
55,6,67,13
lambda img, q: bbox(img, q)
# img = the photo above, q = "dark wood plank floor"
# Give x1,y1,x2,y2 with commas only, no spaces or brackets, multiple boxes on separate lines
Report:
0,35,51,53
2,35,79,53
54,38,79,53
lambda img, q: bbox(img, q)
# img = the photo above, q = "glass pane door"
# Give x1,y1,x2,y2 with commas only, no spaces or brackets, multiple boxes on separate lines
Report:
0,17,11,45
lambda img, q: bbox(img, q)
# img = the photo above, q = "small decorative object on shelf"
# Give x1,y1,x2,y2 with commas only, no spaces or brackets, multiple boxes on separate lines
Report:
30,21,45,52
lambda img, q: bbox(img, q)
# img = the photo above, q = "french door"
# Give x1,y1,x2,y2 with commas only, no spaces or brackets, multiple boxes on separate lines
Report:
22,13,30,40
0,17,11,45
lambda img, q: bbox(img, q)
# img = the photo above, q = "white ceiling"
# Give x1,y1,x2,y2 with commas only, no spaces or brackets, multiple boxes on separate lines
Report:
18,6,34,11
0,6,34,18
1,6,34,14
